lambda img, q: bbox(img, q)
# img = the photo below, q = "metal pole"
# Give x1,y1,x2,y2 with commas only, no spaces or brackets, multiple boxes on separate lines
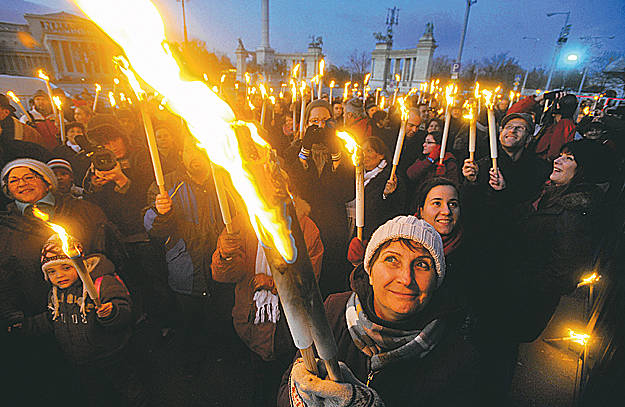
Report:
181,0,188,46
521,37,538,94
457,1,477,67
545,12,570,91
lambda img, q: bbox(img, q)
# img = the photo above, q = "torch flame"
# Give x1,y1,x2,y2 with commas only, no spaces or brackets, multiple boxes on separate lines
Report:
482,89,494,109
290,79,296,99
113,77,120,85
259,83,267,98
336,131,360,167
269,95,276,105
76,0,297,263
462,100,474,121
580,272,601,285
329,80,335,88
32,207,80,258
95,83,101,92
52,95,62,110
363,73,371,86
292,63,300,78
7,91,20,104
38,69,50,81
397,96,409,121
245,72,251,84
343,81,351,99
221,74,226,83
445,84,456,107
430,79,435,93
300,80,307,96
108,91,116,107
583,106,590,115
509,90,515,103
568,329,590,346
119,92,127,102
474,82,480,99
319,59,325,76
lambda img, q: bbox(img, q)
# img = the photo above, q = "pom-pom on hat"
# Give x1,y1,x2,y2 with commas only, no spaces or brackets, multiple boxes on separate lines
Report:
364,216,445,288
1,158,58,198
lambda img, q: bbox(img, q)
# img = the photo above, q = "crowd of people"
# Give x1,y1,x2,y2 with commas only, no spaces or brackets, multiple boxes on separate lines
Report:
0,82,623,406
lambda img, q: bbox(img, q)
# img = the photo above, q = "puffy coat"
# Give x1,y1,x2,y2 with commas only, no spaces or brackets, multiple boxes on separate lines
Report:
23,254,132,366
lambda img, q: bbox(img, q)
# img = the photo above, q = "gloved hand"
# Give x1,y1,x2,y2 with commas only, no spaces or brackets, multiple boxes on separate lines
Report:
436,163,446,176
302,125,325,150
290,358,384,407
347,237,368,266
326,133,343,156
427,144,442,161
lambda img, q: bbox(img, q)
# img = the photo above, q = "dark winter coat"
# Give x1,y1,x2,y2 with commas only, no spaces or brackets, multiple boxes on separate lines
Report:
143,169,225,296
361,162,406,240
23,254,132,366
495,182,603,343
84,147,155,238
278,265,479,407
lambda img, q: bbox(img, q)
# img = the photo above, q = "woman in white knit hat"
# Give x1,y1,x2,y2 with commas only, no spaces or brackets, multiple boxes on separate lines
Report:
279,216,479,407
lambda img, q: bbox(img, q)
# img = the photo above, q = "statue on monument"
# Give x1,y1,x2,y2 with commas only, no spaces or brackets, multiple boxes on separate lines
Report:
425,22,434,35
309,35,323,48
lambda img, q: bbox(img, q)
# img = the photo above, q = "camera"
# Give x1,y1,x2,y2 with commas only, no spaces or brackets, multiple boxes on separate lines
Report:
75,134,118,172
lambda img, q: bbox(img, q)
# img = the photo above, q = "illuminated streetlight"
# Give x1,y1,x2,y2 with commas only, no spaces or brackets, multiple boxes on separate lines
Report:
545,11,571,91
567,54,578,61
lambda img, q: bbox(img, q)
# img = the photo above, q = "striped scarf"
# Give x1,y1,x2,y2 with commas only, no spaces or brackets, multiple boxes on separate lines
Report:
345,292,445,371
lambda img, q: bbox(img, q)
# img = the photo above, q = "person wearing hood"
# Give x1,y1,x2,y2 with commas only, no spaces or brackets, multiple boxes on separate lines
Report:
278,216,478,407
6,234,147,407
283,99,355,297
19,89,60,150
0,94,46,148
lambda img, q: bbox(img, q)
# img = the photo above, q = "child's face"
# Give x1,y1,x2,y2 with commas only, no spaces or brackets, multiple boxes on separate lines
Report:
46,263,79,289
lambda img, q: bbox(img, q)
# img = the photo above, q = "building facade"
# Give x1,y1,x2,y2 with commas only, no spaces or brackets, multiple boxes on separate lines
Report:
369,23,437,92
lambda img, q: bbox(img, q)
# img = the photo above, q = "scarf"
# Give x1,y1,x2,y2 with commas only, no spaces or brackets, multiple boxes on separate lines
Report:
442,222,464,256
345,292,445,371
364,159,387,187
66,139,81,153
311,143,331,177
253,240,280,324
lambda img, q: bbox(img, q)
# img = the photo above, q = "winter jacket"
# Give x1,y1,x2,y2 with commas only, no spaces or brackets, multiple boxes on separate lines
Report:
84,147,155,238
23,254,132,366
143,169,225,296
211,199,323,361
20,109,60,150
0,194,119,318
495,182,602,342
0,116,46,147
278,265,479,407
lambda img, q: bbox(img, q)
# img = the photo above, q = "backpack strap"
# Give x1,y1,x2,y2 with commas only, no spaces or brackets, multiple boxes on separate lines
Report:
94,274,130,297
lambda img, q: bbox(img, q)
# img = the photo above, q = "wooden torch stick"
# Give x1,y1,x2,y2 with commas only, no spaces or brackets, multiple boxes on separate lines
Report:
137,96,166,196
210,162,234,234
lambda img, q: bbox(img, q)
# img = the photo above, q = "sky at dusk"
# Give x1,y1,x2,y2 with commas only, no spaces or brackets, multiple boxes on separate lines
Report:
4,0,624,73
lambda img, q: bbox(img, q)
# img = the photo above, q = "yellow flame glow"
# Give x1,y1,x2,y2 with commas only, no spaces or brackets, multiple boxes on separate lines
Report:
581,272,601,285
363,73,371,86
379,96,385,109
119,92,126,102
509,90,514,102
568,329,590,346
583,106,590,115
269,96,276,105
32,207,80,258
445,84,456,107
482,89,494,109
474,82,480,99
407,88,418,97
38,69,50,81
292,63,300,78
108,91,116,107
343,82,351,99
319,59,325,76
113,77,120,85
95,83,101,92
397,96,409,121
76,0,297,263
463,100,474,120
290,79,296,100
336,131,360,166
7,91,20,104
494,85,501,94
329,80,335,88
259,83,267,98
221,74,226,83
52,95,62,110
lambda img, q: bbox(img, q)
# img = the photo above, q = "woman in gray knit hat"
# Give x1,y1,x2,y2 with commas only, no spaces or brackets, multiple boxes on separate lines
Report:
279,216,478,407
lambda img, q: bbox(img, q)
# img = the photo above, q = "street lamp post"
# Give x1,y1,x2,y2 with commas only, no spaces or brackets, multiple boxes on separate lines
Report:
176,0,189,47
545,11,571,91
455,0,478,79
521,37,539,94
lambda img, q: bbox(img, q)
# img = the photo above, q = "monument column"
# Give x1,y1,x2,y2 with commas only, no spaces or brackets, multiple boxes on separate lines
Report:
414,23,437,83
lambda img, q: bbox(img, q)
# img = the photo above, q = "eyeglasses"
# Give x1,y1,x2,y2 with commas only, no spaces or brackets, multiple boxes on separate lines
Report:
308,118,329,125
503,125,527,133
424,141,438,144
7,173,40,187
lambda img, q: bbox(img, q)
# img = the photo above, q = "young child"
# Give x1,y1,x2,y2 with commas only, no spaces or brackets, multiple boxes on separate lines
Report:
9,234,147,407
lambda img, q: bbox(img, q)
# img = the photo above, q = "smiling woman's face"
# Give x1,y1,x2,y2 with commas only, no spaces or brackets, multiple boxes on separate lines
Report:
417,185,460,237
6,167,50,203
550,151,577,186
369,240,437,322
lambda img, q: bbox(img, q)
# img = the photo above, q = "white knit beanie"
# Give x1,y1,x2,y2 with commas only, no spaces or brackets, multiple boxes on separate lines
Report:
364,216,445,288
1,158,58,197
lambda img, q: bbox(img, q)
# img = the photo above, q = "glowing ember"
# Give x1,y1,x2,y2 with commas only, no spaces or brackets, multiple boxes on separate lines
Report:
52,95,62,110
114,77,120,85
568,329,590,346
336,131,360,166
76,0,297,263
7,91,20,103
32,207,80,258
581,272,601,285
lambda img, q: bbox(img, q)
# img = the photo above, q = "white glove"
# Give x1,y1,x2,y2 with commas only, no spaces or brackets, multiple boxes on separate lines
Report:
289,358,384,407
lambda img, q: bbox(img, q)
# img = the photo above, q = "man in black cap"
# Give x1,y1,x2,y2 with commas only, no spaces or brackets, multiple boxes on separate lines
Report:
284,99,355,297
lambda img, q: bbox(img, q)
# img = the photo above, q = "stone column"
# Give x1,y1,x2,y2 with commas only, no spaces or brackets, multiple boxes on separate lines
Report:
414,24,437,83
236,40,248,82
